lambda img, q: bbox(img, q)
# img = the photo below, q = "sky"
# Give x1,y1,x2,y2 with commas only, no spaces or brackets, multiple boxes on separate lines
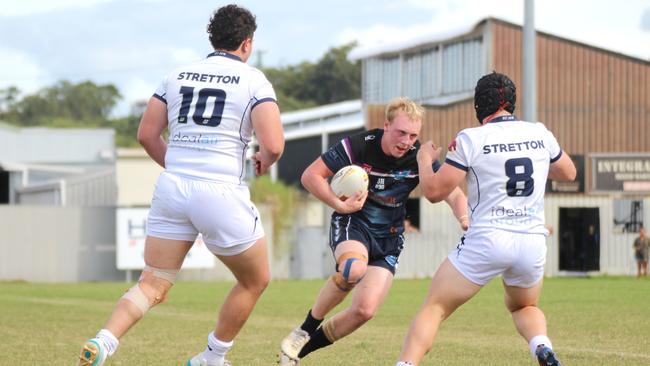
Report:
0,0,648,117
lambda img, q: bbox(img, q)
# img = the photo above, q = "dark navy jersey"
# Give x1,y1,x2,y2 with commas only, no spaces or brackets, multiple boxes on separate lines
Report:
321,129,441,238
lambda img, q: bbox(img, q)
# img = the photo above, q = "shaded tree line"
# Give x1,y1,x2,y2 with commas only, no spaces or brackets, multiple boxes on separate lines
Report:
0,43,360,146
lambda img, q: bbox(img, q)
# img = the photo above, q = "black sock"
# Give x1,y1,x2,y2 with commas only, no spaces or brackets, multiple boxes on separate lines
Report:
299,309,323,335
298,327,333,359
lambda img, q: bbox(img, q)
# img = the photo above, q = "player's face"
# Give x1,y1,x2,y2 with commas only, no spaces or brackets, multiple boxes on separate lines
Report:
382,111,421,158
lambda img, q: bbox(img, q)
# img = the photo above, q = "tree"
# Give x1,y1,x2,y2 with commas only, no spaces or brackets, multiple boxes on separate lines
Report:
263,42,361,112
3,80,121,126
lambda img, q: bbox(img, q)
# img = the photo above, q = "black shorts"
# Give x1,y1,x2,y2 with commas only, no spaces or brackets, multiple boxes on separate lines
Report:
329,214,404,274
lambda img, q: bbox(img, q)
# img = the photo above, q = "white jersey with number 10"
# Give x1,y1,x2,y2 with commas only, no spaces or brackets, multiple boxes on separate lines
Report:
445,116,562,235
153,51,276,185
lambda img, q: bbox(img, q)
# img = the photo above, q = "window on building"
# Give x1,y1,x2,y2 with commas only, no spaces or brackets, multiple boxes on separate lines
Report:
362,37,483,104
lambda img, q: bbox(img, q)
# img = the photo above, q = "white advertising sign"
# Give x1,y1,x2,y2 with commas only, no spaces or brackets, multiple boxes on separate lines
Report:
116,208,215,270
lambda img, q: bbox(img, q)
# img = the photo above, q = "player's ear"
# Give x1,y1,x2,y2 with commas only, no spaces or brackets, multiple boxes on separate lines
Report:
242,37,253,53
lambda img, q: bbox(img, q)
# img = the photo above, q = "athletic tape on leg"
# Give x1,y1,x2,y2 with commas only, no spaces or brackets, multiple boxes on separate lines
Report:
143,265,178,284
122,284,150,314
342,258,358,282
322,320,338,342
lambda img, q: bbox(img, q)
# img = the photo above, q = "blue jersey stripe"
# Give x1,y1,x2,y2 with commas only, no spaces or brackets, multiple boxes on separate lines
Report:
251,97,277,110
445,158,468,171
550,150,563,163
152,93,167,104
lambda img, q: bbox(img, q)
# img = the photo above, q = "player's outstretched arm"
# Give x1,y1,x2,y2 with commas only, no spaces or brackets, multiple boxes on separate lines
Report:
301,158,366,214
444,187,469,230
418,141,466,203
137,97,168,168
548,151,576,182
252,101,284,176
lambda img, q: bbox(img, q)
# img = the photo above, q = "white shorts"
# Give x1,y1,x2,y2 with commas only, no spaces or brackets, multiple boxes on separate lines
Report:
147,172,264,256
448,228,546,287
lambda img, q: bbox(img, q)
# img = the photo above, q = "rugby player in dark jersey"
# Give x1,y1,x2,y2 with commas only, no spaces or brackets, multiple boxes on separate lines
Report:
279,97,469,365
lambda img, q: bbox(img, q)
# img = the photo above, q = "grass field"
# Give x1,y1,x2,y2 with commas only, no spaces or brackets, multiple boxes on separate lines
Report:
1,277,650,365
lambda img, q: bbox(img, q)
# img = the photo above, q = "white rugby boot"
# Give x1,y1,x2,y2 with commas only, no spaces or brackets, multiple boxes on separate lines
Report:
280,327,310,360
279,351,300,365
78,338,107,366
186,353,232,366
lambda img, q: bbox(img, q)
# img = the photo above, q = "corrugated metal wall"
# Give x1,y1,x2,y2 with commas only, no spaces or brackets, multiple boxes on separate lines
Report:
395,198,466,279
0,205,284,282
15,169,117,207
490,20,650,156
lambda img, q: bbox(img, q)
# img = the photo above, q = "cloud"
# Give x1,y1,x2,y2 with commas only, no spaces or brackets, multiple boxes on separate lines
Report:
0,0,116,17
642,8,650,30
0,46,50,94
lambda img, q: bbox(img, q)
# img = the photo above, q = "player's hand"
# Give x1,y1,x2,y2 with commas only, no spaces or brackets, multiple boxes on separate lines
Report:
459,215,470,231
334,189,368,214
251,152,266,176
417,141,442,164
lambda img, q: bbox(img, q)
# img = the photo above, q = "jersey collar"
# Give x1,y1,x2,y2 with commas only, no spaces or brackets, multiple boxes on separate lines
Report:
207,51,243,62
489,115,518,123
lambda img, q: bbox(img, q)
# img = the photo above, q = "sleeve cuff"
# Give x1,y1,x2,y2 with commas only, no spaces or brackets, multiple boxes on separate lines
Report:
550,150,563,163
251,97,277,110
445,158,468,171
152,93,167,104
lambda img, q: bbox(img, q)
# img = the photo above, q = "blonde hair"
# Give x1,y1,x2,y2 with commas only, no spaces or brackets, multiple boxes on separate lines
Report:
385,97,424,123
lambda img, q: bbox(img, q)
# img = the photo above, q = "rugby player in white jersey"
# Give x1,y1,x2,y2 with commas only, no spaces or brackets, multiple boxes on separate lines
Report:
395,72,576,366
78,5,283,366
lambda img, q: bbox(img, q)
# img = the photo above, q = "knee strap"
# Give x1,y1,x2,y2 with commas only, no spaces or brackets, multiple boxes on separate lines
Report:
331,252,368,291
122,284,150,315
143,265,178,284
122,265,179,315
342,258,358,282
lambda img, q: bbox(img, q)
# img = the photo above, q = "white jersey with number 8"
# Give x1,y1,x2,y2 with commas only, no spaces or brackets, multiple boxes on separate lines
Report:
153,51,276,185
445,116,562,235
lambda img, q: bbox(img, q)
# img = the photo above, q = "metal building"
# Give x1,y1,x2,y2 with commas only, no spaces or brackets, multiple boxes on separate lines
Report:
350,17,650,277
275,100,364,186
0,122,117,206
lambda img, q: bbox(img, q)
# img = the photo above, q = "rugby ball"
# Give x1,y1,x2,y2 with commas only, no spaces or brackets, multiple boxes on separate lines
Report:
330,165,369,199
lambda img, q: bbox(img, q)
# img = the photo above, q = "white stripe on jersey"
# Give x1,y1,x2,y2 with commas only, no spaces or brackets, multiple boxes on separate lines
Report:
155,52,277,185
445,118,562,235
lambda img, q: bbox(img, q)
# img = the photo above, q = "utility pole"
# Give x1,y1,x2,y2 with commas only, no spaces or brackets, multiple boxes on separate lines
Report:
523,0,537,122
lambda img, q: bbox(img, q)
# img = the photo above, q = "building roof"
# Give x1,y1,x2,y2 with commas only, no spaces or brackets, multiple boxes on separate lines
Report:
280,100,363,141
0,122,115,164
349,17,650,63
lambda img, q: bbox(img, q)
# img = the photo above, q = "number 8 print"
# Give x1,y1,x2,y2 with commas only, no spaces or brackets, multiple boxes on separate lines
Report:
505,157,534,197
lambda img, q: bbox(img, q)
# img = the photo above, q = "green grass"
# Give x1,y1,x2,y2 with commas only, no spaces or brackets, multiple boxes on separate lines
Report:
1,277,649,365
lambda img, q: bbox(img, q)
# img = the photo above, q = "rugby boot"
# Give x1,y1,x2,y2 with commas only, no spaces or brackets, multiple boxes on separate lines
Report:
278,351,300,365
536,345,562,366
280,327,310,360
186,353,232,366
78,338,107,366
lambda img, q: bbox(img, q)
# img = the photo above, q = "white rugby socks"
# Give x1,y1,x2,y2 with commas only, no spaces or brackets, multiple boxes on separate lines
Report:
201,332,233,364
96,328,119,356
529,334,553,358
396,362,414,366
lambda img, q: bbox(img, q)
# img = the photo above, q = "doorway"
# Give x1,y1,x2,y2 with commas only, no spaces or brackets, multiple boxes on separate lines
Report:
559,207,600,272
0,170,9,204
